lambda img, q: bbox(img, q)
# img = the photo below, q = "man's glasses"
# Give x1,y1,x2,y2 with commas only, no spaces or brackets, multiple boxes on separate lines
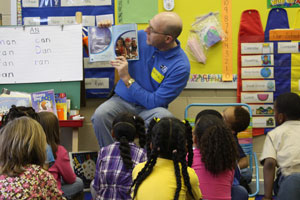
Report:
148,21,169,35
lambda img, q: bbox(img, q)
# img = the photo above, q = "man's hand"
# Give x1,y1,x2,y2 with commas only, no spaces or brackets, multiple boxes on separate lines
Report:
111,56,131,84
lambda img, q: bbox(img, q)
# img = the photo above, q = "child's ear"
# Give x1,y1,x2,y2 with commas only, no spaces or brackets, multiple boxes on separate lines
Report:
277,113,286,125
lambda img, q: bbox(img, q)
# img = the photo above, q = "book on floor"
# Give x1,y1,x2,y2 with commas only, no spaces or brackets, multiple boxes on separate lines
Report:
69,151,98,191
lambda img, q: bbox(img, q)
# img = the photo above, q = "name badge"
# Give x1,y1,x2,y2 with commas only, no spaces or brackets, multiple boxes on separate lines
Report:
151,67,164,84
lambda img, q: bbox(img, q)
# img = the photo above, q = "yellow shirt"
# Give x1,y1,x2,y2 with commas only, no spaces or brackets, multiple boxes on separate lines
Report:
132,157,202,200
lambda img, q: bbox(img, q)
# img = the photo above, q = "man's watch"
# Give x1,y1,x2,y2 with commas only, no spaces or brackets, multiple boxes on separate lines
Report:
126,78,135,87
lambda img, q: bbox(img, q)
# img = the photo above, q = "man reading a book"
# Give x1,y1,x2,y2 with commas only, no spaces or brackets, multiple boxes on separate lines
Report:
92,12,190,147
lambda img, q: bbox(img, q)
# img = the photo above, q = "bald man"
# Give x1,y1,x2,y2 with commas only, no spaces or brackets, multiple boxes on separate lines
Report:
91,12,190,148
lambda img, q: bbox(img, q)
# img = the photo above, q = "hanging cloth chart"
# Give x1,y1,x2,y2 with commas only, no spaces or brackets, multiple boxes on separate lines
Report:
265,8,290,99
238,10,265,136
291,9,300,96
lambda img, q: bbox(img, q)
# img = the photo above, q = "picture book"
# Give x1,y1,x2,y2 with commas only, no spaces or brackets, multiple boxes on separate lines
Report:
55,93,67,120
88,23,139,62
31,89,57,115
0,96,31,121
69,151,98,191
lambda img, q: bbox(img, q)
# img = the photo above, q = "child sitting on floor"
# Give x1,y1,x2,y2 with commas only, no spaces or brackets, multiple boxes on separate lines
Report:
131,117,202,200
195,109,249,199
223,106,252,184
0,117,65,199
1,105,55,169
38,112,84,200
91,112,147,200
260,92,300,200
192,114,241,200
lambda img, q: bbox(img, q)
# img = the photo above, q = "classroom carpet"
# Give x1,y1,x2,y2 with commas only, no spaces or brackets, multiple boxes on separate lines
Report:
84,193,274,200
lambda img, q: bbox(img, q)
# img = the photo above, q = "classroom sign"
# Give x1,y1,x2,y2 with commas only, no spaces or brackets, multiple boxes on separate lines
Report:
0,24,83,84
267,0,300,8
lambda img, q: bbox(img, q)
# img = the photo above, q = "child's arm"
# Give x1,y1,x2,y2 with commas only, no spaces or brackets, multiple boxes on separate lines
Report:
238,156,249,169
55,146,76,183
263,157,276,199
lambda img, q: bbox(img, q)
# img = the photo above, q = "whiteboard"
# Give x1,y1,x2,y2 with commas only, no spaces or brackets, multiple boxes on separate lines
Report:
0,24,83,84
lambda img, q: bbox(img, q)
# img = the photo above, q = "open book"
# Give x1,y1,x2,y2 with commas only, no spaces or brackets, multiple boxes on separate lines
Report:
69,151,98,191
88,23,139,62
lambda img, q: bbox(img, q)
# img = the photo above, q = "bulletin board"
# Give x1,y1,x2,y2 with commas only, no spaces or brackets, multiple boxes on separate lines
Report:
132,0,299,89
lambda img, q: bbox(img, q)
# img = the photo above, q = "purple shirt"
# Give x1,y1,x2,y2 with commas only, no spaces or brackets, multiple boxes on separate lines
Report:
93,142,146,200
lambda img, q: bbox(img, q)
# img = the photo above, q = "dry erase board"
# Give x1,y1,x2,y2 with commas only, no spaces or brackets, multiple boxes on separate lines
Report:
0,24,83,84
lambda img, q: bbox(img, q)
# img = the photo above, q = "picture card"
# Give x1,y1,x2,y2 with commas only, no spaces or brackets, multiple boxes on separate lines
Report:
252,116,276,128
250,104,274,116
278,42,300,53
241,55,274,67
242,80,276,91
241,67,274,79
241,42,274,54
241,92,273,103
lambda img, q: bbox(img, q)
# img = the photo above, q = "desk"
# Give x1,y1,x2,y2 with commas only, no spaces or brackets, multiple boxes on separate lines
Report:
0,120,84,152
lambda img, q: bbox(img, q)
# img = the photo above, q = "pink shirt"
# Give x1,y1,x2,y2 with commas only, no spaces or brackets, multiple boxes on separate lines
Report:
49,145,76,192
192,148,234,200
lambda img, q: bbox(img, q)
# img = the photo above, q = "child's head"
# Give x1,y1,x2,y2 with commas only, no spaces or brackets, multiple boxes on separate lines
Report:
194,114,238,175
1,105,39,126
195,109,223,124
223,106,250,134
274,92,300,125
132,117,194,200
38,112,60,159
112,112,146,169
0,117,47,176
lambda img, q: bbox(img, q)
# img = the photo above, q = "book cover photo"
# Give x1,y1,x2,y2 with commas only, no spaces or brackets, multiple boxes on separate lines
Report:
0,96,31,121
88,23,139,62
31,89,57,115
55,93,67,120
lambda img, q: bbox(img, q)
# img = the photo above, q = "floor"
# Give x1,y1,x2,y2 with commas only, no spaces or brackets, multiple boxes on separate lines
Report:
84,193,274,200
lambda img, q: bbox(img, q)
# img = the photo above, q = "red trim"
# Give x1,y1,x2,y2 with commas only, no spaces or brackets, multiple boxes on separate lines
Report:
0,120,83,128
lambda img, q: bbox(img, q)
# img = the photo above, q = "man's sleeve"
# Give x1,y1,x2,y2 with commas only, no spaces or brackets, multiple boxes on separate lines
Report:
128,69,189,109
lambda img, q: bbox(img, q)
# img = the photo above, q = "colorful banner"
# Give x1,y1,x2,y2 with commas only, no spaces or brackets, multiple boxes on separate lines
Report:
267,0,300,8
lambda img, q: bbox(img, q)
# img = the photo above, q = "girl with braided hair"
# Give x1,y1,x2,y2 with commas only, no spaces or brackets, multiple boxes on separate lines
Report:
91,112,146,200
192,114,239,200
131,117,202,200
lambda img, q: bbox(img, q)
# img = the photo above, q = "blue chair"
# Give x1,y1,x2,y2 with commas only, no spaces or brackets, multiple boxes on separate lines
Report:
184,103,260,197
